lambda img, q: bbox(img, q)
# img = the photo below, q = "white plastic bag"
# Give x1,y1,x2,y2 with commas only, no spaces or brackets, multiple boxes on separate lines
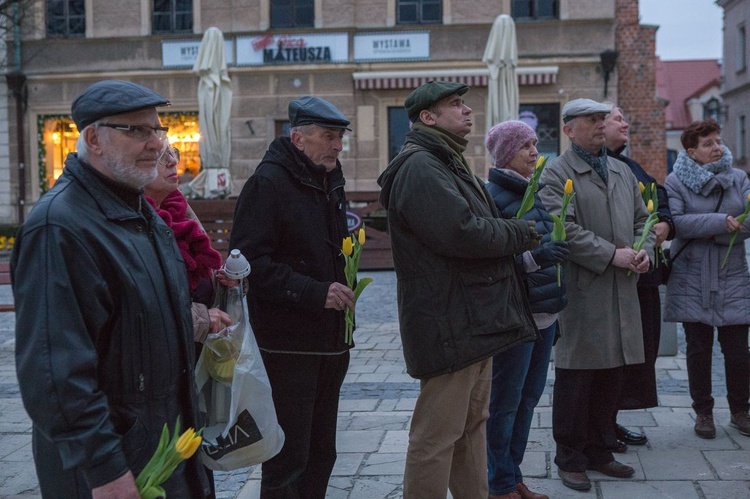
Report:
195,255,284,471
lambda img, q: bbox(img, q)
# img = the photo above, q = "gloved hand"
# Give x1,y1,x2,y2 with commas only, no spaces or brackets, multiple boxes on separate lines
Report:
522,220,542,252
531,240,570,268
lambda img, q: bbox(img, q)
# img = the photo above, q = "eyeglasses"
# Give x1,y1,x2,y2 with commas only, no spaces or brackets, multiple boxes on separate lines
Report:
157,146,181,165
99,123,169,142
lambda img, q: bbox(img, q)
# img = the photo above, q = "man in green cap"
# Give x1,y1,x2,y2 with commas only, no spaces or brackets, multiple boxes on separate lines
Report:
378,81,540,498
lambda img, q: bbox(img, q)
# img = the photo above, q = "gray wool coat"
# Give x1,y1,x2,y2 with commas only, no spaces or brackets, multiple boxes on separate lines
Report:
664,166,750,326
539,147,653,369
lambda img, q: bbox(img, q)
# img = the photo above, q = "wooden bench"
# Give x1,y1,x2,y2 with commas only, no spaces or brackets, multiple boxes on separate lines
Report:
190,199,237,256
0,261,14,312
190,192,395,270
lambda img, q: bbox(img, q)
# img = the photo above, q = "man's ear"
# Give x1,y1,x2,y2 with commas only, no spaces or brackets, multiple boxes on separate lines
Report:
562,122,574,140
419,108,437,126
290,130,304,151
84,126,104,156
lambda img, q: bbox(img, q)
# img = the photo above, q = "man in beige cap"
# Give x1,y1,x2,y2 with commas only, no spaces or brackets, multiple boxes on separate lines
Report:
378,81,540,498
539,98,654,491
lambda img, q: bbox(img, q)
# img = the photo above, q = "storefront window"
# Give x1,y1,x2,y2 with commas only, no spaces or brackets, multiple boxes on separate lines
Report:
37,112,200,193
518,103,560,159
388,107,410,161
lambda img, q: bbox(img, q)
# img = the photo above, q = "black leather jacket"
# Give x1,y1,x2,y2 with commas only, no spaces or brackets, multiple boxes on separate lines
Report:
11,154,209,496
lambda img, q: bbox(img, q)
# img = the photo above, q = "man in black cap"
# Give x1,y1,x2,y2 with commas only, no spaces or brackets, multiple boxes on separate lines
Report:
12,80,210,497
377,81,540,498
230,95,355,497
539,98,654,491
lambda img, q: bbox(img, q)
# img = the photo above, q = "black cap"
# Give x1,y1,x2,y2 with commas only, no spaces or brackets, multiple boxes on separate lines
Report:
288,96,351,130
404,81,469,122
71,80,171,131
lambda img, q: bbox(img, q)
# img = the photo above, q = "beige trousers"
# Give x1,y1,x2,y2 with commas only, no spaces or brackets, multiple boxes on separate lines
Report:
403,358,492,499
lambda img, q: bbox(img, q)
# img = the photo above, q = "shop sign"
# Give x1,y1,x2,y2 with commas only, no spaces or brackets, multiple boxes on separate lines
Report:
353,32,430,62
162,39,235,68
236,33,349,66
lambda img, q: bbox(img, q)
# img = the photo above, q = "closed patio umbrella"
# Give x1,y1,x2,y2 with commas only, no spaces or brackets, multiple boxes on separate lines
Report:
482,14,519,132
188,27,233,198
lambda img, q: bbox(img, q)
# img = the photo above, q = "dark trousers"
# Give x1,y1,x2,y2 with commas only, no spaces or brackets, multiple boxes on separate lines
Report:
260,350,350,499
553,366,623,471
684,322,749,416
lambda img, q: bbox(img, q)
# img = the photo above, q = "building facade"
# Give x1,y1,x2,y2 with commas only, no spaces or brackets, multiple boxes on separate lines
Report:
0,0,664,224
720,0,750,170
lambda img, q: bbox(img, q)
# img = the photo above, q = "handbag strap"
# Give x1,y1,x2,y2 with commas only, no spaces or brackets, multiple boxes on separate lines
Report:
670,188,725,264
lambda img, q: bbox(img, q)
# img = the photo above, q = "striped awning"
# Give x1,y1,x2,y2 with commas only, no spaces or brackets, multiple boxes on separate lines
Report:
353,66,558,90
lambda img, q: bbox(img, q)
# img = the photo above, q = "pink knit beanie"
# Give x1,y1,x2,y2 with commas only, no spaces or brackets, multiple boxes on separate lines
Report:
485,120,537,168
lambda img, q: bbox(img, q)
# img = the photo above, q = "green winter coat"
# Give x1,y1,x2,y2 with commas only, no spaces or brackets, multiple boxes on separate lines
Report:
378,126,538,379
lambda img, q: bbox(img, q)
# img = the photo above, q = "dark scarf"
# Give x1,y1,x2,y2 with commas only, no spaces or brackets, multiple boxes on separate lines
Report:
145,190,223,292
573,143,609,184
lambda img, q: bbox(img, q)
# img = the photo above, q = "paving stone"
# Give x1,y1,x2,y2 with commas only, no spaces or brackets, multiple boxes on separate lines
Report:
359,453,406,476
638,450,715,480
338,398,379,412
616,410,657,427
336,430,384,453
704,450,750,480
643,425,737,451
379,430,409,453
330,452,365,476
519,450,548,478
698,479,750,498
598,480,699,499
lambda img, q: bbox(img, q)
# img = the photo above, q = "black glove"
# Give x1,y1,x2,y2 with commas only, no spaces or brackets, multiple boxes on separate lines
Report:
522,220,542,252
531,240,570,268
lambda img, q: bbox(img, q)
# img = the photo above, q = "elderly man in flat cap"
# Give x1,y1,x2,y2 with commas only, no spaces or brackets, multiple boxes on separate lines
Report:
230,95,355,497
12,80,210,497
378,81,540,498
538,98,655,491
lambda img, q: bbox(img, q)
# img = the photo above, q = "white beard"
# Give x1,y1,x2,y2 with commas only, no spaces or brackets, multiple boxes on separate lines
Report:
104,151,158,189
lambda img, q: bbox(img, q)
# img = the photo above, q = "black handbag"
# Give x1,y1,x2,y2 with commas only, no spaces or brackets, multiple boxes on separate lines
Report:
662,188,725,284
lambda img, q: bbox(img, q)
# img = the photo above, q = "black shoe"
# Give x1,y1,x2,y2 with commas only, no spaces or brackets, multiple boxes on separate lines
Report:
615,424,647,445
612,440,628,453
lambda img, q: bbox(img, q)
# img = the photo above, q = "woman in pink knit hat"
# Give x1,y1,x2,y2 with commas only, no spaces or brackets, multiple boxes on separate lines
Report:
485,121,570,499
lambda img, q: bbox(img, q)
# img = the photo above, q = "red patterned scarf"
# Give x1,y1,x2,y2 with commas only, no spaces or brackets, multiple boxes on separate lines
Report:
145,190,223,291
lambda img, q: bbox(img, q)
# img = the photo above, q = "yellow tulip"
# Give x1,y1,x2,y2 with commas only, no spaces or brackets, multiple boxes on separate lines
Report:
535,155,546,169
342,237,353,256
175,428,202,459
647,199,654,212
357,228,366,246
564,179,573,195
747,193,750,202
639,181,645,194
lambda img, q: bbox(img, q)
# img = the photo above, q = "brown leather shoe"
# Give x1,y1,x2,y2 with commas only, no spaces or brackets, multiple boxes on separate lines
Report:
730,411,750,436
587,460,635,478
558,469,591,491
516,482,549,499
694,413,716,439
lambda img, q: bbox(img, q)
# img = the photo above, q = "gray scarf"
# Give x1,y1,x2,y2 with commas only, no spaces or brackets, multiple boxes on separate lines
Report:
673,146,733,194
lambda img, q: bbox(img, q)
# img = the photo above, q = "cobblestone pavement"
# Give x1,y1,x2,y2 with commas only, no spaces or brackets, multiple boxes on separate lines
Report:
2,271,749,498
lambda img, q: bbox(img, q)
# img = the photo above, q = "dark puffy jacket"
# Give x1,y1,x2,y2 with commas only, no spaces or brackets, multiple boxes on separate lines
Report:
230,136,351,353
11,154,209,497
378,127,538,379
486,168,567,315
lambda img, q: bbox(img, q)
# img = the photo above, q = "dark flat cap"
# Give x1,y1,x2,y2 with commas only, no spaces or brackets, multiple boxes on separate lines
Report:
289,96,351,130
405,81,469,122
562,98,611,123
71,80,170,131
